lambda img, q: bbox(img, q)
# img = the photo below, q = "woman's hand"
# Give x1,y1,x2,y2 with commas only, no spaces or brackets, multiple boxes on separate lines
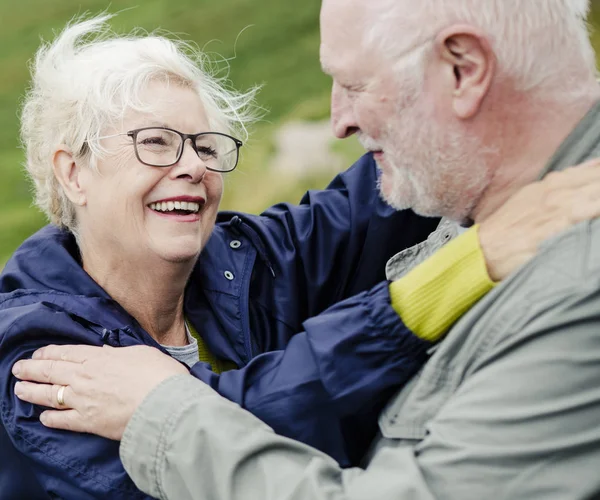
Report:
12,344,189,440
479,158,600,281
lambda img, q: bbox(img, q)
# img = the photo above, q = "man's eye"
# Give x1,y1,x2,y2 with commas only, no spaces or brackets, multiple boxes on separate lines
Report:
342,82,364,92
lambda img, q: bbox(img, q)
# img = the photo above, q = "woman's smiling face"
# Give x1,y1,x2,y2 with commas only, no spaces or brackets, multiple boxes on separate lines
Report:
76,80,224,266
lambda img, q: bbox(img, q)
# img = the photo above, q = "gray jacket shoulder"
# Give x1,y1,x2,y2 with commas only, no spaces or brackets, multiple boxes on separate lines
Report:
379,217,600,442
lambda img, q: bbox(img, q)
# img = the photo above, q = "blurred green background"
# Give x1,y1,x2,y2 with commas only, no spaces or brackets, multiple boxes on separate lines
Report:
1,0,600,265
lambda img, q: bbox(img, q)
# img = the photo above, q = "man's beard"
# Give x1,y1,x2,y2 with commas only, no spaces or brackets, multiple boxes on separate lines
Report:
365,89,495,222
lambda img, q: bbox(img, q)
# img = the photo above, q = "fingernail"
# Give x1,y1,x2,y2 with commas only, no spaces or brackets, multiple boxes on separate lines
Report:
14,382,23,397
32,350,42,360
12,362,21,377
40,412,47,424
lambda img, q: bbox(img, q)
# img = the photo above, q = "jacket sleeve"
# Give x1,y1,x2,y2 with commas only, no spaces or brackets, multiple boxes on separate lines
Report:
120,374,435,500
189,230,494,465
121,256,600,500
221,153,439,318
120,284,600,500
0,304,153,500
190,282,430,466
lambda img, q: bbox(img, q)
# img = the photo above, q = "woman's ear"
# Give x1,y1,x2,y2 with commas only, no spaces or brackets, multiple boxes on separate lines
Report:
52,147,87,206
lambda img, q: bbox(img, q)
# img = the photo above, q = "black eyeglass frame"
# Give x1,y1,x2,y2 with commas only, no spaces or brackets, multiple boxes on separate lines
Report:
125,126,243,172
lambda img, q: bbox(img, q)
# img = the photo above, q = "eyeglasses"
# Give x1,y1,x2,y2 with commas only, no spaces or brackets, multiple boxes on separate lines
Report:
97,127,243,172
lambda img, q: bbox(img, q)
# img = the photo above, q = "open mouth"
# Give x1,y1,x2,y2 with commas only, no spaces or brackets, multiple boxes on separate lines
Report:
148,200,204,216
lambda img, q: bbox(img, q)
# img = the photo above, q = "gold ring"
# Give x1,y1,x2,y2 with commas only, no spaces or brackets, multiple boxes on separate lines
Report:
57,385,67,407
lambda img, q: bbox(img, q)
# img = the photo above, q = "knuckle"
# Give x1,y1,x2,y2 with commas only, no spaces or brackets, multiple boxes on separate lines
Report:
63,417,75,432
518,183,541,203
84,402,96,419
42,360,56,383
37,345,57,360
542,171,563,190
45,385,55,406
48,359,58,381
60,347,71,361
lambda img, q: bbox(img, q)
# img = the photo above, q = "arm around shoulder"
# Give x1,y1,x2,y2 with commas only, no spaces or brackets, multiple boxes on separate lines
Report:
121,241,600,500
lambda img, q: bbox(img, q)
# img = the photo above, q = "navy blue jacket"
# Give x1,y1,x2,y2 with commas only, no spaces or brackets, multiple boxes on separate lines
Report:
0,154,439,499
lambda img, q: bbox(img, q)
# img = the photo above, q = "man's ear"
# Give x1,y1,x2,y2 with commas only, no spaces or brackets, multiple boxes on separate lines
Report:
434,25,495,119
52,147,88,207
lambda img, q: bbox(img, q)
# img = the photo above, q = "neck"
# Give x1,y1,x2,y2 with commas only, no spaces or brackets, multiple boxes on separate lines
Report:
79,241,193,346
472,91,600,223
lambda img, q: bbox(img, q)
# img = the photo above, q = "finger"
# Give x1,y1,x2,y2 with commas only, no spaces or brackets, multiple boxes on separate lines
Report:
572,197,600,222
543,181,600,224
32,344,104,363
40,409,88,433
570,157,600,171
543,159,600,188
12,358,82,385
539,178,600,215
14,381,76,410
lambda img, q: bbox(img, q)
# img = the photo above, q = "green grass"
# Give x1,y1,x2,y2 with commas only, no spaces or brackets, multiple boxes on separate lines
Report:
2,1,600,265
0,0,331,265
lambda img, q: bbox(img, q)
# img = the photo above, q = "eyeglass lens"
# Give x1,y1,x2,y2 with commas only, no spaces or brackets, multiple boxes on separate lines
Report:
134,128,238,171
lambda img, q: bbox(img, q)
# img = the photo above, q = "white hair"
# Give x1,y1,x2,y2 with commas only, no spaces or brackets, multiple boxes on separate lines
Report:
20,14,259,231
367,0,598,97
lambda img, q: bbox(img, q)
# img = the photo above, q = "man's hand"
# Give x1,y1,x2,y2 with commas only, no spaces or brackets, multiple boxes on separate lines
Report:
479,159,600,281
11,344,189,440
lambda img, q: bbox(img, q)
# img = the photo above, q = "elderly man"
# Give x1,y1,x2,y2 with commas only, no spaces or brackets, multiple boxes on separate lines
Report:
11,0,600,498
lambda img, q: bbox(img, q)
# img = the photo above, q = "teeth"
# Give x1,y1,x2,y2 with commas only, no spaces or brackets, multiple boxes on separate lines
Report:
149,201,201,214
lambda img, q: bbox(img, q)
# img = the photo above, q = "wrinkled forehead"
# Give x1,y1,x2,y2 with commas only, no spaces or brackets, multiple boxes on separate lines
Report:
117,80,211,133
319,0,416,77
319,0,370,72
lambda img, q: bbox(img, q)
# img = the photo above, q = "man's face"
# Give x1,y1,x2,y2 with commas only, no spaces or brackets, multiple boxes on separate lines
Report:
320,0,493,221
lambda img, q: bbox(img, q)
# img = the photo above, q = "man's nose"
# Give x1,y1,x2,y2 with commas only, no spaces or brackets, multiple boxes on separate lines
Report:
330,82,359,139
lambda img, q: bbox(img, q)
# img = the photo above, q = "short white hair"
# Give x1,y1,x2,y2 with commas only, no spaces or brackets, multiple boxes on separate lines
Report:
20,14,259,231
367,0,597,96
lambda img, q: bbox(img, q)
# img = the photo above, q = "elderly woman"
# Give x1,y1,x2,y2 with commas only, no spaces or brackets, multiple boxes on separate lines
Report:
1,14,598,500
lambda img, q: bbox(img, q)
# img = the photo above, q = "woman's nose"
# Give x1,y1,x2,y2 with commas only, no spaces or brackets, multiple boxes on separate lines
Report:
172,139,207,182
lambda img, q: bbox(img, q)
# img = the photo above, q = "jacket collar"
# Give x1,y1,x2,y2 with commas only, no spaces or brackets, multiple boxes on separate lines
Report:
1,225,111,299
538,99,600,178
0,225,138,331
0,223,252,364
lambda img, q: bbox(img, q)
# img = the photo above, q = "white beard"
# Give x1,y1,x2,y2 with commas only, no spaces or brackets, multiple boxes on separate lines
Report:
368,87,495,222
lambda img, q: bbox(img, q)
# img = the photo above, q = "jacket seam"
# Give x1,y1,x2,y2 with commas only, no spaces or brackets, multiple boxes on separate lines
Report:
155,397,205,500
0,322,143,495
476,280,592,362
239,238,257,359
0,289,109,307
1,404,139,494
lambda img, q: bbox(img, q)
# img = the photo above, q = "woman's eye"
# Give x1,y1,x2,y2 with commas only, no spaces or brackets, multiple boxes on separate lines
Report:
197,146,218,158
141,137,167,146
